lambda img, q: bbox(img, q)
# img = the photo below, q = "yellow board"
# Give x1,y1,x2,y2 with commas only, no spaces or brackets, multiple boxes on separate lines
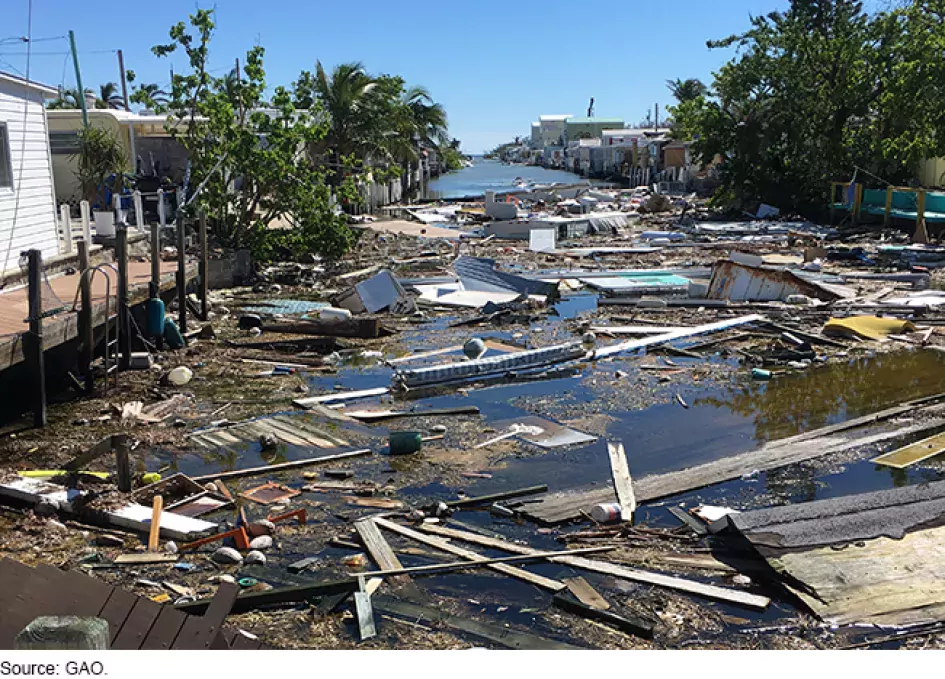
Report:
823,315,917,341
871,431,945,469
17,470,110,479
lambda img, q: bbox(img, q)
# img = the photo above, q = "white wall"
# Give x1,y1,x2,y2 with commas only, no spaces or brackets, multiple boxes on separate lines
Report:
0,81,58,276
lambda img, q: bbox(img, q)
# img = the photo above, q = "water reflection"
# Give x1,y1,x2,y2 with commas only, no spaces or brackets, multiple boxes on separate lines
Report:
695,350,945,445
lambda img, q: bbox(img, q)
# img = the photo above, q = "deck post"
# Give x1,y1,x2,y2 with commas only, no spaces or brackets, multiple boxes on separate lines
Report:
114,434,131,493
149,222,160,299
915,189,929,244
26,249,46,428
59,205,73,254
199,211,208,321
79,200,91,242
884,187,893,227
133,190,144,232
177,217,187,335
116,225,131,370
77,240,94,394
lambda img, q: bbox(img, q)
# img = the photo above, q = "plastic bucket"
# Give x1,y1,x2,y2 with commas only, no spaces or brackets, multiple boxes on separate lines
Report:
590,502,622,522
319,307,353,321
389,431,422,455
93,211,115,237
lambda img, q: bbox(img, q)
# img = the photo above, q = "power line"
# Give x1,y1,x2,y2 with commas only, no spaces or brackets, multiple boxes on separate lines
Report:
0,49,117,56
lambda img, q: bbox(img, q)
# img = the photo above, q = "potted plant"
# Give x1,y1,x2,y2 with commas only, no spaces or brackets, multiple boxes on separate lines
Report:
72,126,126,237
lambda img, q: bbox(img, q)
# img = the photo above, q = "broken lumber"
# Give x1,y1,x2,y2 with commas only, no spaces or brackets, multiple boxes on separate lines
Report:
607,442,635,521
563,576,610,610
593,314,765,359
418,523,769,610
175,578,358,615
190,448,371,483
372,517,565,591
871,431,945,469
359,546,613,578
261,318,389,339
148,496,163,552
354,518,420,597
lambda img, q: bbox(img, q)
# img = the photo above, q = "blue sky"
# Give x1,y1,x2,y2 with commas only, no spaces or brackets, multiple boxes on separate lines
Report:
1,0,789,153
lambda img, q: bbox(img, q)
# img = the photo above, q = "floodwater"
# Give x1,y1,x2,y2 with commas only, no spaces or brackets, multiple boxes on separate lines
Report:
152,293,945,647
424,157,593,199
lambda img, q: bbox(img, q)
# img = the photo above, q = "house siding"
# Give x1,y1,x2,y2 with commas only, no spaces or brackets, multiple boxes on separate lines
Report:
0,81,58,276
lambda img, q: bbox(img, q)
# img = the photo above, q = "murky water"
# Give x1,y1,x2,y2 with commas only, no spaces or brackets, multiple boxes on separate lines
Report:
424,157,594,199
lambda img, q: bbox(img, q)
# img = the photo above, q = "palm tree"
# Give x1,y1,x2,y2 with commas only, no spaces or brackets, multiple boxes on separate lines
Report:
96,82,125,109
136,83,171,108
312,61,378,177
47,87,93,110
667,78,708,102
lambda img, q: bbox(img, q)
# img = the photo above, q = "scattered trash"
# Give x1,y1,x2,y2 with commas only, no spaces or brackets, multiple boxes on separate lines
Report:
166,366,193,387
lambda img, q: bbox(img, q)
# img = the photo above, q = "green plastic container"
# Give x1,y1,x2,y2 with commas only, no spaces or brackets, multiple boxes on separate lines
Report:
389,431,422,455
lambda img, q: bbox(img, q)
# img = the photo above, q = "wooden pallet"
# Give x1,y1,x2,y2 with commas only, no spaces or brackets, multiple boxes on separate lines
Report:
0,558,267,650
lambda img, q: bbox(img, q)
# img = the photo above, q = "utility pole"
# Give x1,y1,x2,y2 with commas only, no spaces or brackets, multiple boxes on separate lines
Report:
655,103,659,132
235,57,243,120
69,30,88,128
117,49,130,111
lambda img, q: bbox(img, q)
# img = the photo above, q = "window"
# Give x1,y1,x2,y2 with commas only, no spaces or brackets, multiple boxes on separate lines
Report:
49,131,79,155
0,123,12,189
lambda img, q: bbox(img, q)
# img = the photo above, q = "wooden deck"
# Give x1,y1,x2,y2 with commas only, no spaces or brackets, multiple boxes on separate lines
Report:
0,557,266,649
0,258,197,371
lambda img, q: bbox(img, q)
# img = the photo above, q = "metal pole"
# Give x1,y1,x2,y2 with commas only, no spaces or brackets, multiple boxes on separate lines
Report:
177,218,187,335
59,205,73,254
117,49,130,112
79,200,91,242
68,31,88,128
116,226,131,370
26,250,46,427
77,240,94,393
198,211,208,321
150,222,160,299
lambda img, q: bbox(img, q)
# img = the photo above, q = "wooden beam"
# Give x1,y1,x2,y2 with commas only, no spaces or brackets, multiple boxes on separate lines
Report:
354,578,376,641
360,546,613,578
189,448,371,483
563,576,610,610
445,484,547,508
372,517,565,592
871,431,945,469
607,442,635,521
26,249,46,428
418,523,770,610
148,496,163,551
114,434,131,493
553,592,654,639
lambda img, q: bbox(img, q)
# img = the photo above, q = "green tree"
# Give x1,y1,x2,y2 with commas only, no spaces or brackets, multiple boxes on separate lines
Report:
132,9,355,261
668,0,945,216
47,87,92,109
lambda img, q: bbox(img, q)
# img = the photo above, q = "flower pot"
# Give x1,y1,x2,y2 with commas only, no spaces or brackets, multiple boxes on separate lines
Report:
92,210,115,237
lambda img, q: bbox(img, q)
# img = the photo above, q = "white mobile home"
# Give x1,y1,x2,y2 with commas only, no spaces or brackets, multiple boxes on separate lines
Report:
0,72,59,276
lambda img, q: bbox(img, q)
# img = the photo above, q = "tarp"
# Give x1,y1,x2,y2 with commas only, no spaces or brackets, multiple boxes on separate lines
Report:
822,315,917,340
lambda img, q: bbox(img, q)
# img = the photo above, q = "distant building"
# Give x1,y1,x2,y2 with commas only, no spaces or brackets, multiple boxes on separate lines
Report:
530,122,541,148
0,72,59,275
538,114,572,147
565,117,624,143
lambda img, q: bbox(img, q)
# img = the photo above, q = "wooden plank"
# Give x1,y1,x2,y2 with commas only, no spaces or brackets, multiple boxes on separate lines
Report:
0,565,62,643
445,484,547,508
563,576,610,610
98,587,139,644
419,524,770,610
247,420,316,448
62,436,114,472
175,578,358,616
32,565,115,617
387,345,463,365
171,581,240,649
360,547,613,578
344,406,480,422
190,448,372,483
354,581,376,641
594,314,765,358
262,318,384,339
115,553,179,565
354,518,419,596
111,597,163,649
871,431,945,469
607,442,635,521
373,517,565,592
148,495,163,551
139,605,188,650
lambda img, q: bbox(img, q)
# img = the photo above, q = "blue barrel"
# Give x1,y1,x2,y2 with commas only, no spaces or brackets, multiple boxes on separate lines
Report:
146,298,166,336
163,317,185,349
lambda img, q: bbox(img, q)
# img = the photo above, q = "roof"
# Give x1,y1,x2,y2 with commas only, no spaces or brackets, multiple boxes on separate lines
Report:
0,71,58,97
539,114,572,122
566,117,624,125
